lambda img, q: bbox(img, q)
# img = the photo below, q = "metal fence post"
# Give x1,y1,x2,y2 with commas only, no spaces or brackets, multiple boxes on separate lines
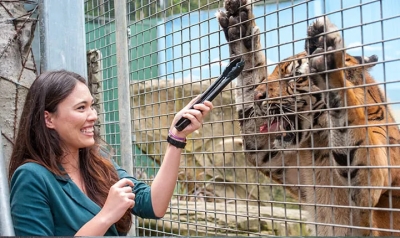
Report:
39,0,87,77
114,0,136,235
0,126,15,236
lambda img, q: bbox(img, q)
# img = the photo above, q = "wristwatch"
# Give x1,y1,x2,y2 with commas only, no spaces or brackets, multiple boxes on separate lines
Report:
167,136,186,149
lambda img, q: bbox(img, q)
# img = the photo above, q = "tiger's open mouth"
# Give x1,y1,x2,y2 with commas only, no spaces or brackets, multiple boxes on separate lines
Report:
259,115,296,142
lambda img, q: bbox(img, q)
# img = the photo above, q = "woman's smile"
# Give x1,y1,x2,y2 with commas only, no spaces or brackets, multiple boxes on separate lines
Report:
80,126,95,136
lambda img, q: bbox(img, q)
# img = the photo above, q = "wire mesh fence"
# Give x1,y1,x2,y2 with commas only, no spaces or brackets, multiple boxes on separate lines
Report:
84,0,400,236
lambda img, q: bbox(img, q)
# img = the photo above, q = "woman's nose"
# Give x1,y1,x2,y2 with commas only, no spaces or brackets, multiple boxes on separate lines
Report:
88,107,98,121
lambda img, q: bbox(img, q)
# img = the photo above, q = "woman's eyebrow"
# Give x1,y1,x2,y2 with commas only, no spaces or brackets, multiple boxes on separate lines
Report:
73,99,94,107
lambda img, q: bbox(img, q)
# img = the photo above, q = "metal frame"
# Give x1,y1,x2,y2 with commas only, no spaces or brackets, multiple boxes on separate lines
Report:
39,0,87,76
0,126,14,236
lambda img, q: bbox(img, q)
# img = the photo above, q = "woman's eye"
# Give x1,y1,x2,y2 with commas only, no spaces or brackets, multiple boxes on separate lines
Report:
77,106,85,110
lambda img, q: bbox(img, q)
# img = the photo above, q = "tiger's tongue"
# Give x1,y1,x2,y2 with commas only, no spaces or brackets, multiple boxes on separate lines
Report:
260,121,280,133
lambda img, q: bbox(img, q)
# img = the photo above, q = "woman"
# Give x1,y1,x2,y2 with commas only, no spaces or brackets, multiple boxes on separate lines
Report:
8,70,213,236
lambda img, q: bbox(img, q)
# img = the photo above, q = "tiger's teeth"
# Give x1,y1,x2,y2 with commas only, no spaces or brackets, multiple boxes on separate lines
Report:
280,123,287,136
280,123,285,131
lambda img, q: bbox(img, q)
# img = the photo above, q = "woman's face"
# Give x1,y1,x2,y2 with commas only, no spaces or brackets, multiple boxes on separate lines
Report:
45,81,98,153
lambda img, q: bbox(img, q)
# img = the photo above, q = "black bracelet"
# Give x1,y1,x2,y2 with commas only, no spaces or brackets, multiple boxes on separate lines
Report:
167,135,186,149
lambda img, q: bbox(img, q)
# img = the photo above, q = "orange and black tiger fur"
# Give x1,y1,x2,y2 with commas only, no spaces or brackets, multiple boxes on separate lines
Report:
216,0,400,236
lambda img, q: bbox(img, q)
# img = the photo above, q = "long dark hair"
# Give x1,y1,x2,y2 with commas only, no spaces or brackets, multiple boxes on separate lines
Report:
9,70,132,233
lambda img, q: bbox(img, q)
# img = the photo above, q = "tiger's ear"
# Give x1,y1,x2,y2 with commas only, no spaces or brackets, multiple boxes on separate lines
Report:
44,111,55,129
354,54,378,67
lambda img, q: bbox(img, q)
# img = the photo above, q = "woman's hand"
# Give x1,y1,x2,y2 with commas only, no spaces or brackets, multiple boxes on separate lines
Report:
97,178,135,226
169,96,214,138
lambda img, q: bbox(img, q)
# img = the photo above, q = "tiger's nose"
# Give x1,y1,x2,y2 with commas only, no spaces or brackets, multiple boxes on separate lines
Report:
254,91,266,107
254,91,266,101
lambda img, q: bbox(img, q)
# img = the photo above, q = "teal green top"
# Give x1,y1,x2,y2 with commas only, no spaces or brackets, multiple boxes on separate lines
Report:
10,161,159,236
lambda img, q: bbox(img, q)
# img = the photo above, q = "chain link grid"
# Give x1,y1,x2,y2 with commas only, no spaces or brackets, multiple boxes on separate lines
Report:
85,0,400,236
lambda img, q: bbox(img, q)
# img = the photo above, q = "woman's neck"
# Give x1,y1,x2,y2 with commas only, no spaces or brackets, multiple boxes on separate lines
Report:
61,151,80,174
62,150,87,195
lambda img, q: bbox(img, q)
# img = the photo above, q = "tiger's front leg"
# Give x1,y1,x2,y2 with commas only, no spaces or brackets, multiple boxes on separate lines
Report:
216,0,266,111
307,17,389,234
216,0,279,168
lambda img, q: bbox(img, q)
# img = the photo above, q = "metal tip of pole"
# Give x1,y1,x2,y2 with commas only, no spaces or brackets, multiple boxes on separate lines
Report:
0,126,15,236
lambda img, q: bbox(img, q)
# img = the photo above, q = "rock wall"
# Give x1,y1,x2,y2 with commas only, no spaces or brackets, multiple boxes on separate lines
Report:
0,2,37,168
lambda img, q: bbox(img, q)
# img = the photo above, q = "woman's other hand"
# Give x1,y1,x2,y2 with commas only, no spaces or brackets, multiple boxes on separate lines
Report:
97,178,135,226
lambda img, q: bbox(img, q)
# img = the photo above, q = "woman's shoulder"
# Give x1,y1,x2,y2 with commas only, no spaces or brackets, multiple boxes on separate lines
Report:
13,162,54,180
16,162,48,171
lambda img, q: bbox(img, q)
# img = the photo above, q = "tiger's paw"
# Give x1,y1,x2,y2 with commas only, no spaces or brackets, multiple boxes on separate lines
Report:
216,0,258,53
306,17,344,72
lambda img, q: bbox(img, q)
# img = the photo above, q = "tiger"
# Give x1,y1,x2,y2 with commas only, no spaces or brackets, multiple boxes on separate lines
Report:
216,0,400,236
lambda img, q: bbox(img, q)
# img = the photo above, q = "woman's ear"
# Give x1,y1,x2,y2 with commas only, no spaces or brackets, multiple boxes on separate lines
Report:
44,111,55,129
